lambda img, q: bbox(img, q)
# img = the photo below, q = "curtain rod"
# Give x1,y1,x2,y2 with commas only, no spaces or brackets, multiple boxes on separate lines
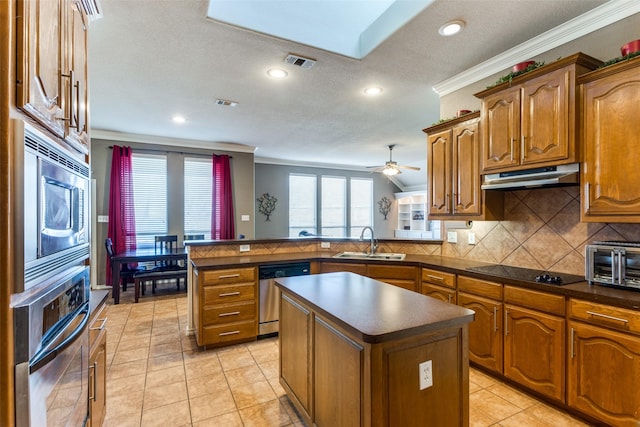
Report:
108,145,232,158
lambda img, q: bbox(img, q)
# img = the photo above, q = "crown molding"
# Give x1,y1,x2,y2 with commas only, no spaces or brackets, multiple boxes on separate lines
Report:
90,129,257,153
432,0,640,96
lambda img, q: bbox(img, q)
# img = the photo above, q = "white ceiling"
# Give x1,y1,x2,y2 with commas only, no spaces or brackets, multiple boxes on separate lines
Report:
89,0,622,190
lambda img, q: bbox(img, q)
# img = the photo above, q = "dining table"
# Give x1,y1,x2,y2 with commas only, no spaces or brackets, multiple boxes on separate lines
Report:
111,247,187,304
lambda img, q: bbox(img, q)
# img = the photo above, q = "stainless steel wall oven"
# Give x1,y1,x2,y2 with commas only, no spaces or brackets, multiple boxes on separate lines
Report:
12,266,91,427
13,119,91,292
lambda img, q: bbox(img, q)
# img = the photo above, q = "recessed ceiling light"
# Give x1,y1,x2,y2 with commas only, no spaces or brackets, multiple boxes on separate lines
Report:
172,115,186,124
439,20,465,36
267,68,288,79
364,87,383,96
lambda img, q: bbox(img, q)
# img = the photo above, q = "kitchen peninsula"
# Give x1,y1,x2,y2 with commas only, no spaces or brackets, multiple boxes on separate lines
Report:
275,272,475,427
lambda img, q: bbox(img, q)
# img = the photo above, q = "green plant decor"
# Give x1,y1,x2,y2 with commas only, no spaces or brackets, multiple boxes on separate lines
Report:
378,196,392,220
431,110,480,127
257,193,277,221
600,50,640,68
487,61,546,88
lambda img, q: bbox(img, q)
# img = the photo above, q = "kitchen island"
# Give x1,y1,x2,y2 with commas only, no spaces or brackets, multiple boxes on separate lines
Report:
275,272,475,427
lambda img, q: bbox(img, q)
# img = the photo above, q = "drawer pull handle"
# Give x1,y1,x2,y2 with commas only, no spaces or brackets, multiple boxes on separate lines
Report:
90,317,108,331
218,274,241,279
219,291,241,297
426,274,444,281
219,311,241,317
586,311,629,324
219,330,240,336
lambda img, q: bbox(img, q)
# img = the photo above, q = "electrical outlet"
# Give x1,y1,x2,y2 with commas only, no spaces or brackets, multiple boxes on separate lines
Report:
447,231,457,243
419,360,433,390
239,244,250,252
468,232,476,245
321,242,330,249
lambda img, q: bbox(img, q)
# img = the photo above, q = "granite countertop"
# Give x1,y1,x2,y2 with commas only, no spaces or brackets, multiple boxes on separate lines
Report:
190,252,640,311
275,272,475,344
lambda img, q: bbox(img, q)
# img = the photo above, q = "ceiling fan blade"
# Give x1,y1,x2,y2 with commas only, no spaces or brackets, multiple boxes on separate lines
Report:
397,165,421,171
366,165,386,171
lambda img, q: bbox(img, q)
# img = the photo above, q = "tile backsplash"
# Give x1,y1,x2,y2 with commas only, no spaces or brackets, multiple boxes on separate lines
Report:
443,187,640,276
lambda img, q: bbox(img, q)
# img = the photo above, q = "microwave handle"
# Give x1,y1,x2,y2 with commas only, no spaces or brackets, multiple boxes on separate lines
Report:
618,250,626,285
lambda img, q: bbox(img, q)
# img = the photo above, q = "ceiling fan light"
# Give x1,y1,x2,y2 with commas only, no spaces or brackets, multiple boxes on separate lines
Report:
383,166,399,176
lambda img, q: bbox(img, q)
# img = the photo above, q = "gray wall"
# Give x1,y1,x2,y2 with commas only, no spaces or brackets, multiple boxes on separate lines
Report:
254,162,401,239
91,138,255,286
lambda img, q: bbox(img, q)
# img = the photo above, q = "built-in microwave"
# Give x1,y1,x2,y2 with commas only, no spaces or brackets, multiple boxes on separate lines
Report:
585,241,640,291
14,119,91,292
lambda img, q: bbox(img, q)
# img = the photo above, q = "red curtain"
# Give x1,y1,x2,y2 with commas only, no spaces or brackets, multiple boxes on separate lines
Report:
211,154,235,239
106,146,137,285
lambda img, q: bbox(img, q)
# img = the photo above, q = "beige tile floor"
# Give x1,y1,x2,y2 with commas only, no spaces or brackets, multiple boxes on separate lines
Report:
103,291,593,427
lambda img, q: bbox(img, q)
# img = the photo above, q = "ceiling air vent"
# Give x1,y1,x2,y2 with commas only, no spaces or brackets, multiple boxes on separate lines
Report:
284,54,316,69
215,99,238,107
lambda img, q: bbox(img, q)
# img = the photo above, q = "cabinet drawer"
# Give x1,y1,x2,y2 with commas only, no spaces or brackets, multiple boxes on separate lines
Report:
422,283,456,304
421,268,456,289
202,267,256,285
504,285,565,316
320,262,367,275
202,320,257,345
569,299,640,335
89,304,108,348
458,275,503,299
203,300,256,325
203,283,255,305
368,265,416,280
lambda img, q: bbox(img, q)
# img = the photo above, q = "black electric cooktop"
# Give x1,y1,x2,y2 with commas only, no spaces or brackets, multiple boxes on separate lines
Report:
466,264,585,285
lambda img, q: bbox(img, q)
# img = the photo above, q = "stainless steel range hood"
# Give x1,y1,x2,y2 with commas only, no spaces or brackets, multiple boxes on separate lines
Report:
481,163,579,191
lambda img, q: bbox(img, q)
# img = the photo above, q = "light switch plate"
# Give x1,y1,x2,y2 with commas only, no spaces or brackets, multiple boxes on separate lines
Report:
97,215,109,223
239,244,250,252
468,232,476,245
241,215,250,221
447,231,457,243
321,242,330,249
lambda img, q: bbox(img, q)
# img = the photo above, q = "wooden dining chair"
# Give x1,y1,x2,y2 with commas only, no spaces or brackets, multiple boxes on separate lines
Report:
105,238,146,293
132,235,186,302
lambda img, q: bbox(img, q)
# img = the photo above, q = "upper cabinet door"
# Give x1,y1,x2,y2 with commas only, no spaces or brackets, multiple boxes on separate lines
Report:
16,0,66,138
66,0,90,147
521,68,571,166
452,119,482,216
581,61,640,222
481,87,520,171
427,128,451,216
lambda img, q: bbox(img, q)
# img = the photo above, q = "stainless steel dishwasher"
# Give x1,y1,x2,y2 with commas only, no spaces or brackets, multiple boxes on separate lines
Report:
259,262,310,337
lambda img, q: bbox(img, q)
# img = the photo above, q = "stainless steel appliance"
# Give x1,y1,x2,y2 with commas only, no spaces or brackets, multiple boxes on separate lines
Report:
258,262,310,336
481,163,579,190
14,119,91,291
586,241,640,290
12,266,91,427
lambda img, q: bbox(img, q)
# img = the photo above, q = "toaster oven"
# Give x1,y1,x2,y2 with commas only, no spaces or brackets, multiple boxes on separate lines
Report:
585,241,640,290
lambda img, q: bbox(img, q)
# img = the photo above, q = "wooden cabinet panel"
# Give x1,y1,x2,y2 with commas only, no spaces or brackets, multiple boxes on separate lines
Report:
521,68,570,165
202,282,255,305
427,127,451,215
201,267,256,285
580,60,640,222
422,267,456,289
88,304,107,427
422,282,456,304
320,262,367,275
568,320,640,426
458,292,502,373
457,275,503,300
280,294,312,419
201,320,257,345
368,264,418,292
64,0,89,145
504,285,565,316
569,299,640,335
202,300,256,325
481,88,521,171
313,316,363,427
452,120,482,216
504,304,565,402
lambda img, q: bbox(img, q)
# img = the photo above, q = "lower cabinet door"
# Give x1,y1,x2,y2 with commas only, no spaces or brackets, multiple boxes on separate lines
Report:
568,321,640,427
458,292,502,373
504,305,565,402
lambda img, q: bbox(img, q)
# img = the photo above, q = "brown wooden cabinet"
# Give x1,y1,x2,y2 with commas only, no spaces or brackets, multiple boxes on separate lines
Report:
579,57,640,222
192,266,258,347
319,262,367,275
503,286,565,402
320,262,419,292
421,267,456,304
457,275,503,373
16,0,91,152
475,53,601,174
88,302,107,427
424,113,502,220
567,299,640,426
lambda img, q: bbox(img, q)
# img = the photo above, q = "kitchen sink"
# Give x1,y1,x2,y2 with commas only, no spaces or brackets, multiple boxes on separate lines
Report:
332,252,406,261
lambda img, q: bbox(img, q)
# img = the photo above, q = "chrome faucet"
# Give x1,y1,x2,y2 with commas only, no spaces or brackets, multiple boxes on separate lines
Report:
359,226,378,255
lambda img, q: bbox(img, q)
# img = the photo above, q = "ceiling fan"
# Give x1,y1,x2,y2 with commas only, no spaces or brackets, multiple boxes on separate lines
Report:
368,144,421,176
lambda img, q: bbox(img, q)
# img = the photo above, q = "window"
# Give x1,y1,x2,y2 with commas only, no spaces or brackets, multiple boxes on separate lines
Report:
350,178,373,237
131,153,167,247
289,174,317,237
184,157,212,239
321,176,346,237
